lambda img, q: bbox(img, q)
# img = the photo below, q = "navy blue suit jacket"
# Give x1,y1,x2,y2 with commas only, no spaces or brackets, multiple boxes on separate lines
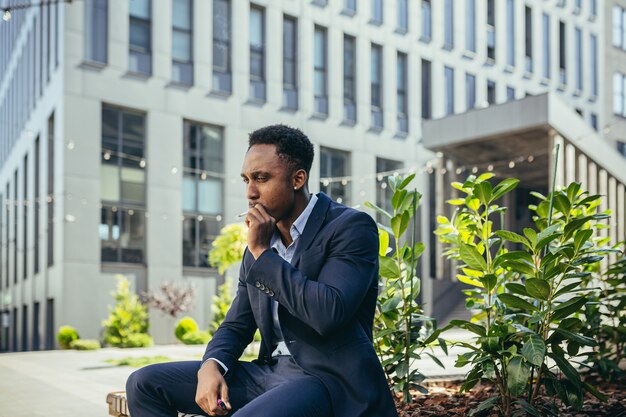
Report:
203,192,398,417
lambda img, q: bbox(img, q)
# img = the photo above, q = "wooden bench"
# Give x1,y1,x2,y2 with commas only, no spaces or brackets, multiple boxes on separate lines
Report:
106,391,203,417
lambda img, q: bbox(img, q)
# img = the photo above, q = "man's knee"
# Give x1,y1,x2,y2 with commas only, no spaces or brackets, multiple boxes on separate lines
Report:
126,364,160,397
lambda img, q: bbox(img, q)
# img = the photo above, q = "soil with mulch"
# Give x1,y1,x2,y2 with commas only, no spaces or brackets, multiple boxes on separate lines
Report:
394,374,626,416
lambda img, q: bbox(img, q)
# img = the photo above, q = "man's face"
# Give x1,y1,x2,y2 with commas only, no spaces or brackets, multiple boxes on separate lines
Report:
241,144,296,221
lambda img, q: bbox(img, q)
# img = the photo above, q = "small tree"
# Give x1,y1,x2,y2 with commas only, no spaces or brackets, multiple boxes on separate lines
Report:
437,175,610,416
209,223,248,274
366,174,442,403
102,275,152,348
143,281,196,318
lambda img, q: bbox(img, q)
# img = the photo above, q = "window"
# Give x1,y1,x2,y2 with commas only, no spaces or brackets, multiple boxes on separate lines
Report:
525,6,532,73
466,73,476,110
182,122,224,268
34,137,40,274
444,0,454,49
397,0,408,32
85,0,108,64
397,52,408,133
283,16,298,110
371,43,383,129
559,21,566,85
421,59,431,119
129,0,152,75
487,80,496,104
343,35,356,123
213,0,231,93
613,6,623,48
421,0,432,41
590,113,598,131
13,170,17,283
590,34,597,97
507,86,515,101
32,302,40,351
22,155,27,280
314,26,328,116
344,0,356,14
542,13,550,79
575,27,582,92
590,0,596,19
21,305,28,351
444,66,454,115
320,148,350,206
249,6,266,101
47,114,54,267
487,0,495,61
466,0,476,53
45,298,54,350
5,184,9,288
376,158,403,226
100,105,146,264
371,0,383,25
506,0,515,67
575,0,582,13
614,73,626,117
172,0,193,85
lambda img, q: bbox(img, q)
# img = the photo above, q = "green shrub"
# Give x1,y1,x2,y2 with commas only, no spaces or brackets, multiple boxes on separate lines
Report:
175,316,199,342
181,330,211,345
209,223,247,274
209,281,233,337
102,276,151,348
57,326,80,349
70,339,101,350
123,333,154,348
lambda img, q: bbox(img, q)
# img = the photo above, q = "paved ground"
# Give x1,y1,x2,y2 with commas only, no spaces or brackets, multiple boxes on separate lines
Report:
0,330,472,417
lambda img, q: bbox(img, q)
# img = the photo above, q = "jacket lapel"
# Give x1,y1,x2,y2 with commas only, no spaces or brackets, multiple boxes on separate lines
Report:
290,192,331,267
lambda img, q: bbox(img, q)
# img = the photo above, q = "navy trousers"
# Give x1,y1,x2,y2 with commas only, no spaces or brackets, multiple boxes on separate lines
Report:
126,356,333,417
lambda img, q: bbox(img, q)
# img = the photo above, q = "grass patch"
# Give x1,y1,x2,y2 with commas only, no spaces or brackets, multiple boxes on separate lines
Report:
105,356,174,368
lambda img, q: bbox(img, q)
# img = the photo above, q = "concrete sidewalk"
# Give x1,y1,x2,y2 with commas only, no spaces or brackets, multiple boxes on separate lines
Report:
0,330,472,417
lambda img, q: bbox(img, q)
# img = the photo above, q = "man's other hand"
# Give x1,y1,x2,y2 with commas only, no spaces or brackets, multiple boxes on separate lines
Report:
196,360,232,416
245,204,275,259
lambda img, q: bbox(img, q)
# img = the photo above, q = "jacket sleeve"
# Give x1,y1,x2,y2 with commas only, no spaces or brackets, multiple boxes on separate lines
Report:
202,251,258,371
244,211,378,336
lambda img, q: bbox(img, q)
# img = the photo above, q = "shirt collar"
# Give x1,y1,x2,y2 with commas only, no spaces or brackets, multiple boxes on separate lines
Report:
271,194,319,248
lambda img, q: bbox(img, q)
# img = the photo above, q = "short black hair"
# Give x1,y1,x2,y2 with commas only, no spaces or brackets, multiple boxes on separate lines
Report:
248,124,314,175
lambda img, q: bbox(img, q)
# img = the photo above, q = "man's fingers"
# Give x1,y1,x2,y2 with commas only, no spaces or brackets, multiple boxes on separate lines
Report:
220,382,232,411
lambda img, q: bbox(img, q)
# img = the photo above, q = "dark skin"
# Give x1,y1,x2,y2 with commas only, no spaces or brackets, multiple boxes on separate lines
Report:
195,143,311,416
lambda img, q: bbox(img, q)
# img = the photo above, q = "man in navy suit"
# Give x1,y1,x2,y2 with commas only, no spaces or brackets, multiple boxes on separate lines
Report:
126,125,398,417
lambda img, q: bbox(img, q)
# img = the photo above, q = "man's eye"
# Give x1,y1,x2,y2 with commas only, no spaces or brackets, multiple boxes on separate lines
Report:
256,177,267,182
242,178,249,184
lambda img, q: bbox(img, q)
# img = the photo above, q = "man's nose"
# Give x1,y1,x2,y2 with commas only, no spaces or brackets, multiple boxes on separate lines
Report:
246,182,259,201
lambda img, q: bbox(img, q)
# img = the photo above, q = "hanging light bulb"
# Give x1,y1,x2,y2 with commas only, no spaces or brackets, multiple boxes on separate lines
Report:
139,159,146,168
3,9,11,22
487,164,494,171
508,161,515,168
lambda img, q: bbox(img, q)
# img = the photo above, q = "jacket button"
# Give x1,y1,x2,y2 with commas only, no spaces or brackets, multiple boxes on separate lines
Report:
255,281,261,288
269,291,275,297
260,283,266,290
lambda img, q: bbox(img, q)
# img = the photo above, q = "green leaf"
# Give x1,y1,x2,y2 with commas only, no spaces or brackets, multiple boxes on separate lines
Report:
457,275,484,288
477,172,496,181
552,328,597,347
495,230,530,247
425,352,445,368
535,224,561,250
398,173,416,190
573,229,593,251
550,352,581,385
474,181,493,206
391,189,408,212
460,243,487,270
553,282,581,298
498,293,539,311
480,274,497,292
583,381,608,402
552,297,587,321
469,396,500,417
521,334,545,366
492,178,520,201
523,228,537,247
364,201,392,219
378,229,389,257
506,282,529,297
553,194,572,215
447,198,466,205
391,211,410,238
381,296,402,313
566,182,581,202
526,278,551,301
379,256,401,278
508,355,531,396
449,320,487,336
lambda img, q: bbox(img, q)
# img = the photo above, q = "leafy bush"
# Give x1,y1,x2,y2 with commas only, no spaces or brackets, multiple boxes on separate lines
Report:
175,316,199,342
209,281,233,337
124,333,154,348
57,326,79,349
181,330,211,345
70,339,101,350
365,174,441,402
436,175,610,416
143,281,196,318
581,251,626,381
102,276,151,348
209,223,248,274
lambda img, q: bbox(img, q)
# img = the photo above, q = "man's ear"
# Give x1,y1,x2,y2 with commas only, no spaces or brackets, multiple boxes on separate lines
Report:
293,169,308,190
